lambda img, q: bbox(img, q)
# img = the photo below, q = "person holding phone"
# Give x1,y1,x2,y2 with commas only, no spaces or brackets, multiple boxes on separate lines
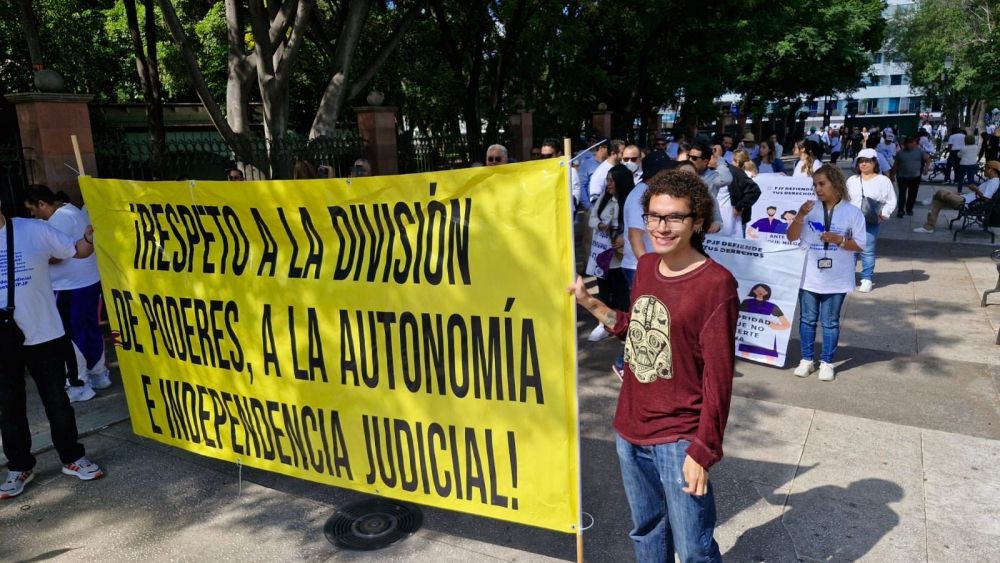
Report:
786,165,867,382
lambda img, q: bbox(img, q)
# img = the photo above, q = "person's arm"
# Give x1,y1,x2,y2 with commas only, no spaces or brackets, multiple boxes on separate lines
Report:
714,163,733,187
684,294,738,494
879,177,898,219
627,227,646,259
570,275,625,333
73,225,95,258
785,200,814,242
769,314,792,331
587,170,604,202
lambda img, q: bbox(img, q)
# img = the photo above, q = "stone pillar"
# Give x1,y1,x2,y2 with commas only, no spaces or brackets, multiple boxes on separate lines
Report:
507,110,533,162
5,92,96,204
592,110,613,139
354,106,398,175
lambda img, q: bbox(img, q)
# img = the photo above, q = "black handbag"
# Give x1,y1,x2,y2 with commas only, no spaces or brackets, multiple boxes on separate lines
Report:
859,182,883,226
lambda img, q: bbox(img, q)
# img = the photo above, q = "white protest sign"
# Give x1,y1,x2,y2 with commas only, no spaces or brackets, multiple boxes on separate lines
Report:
744,174,815,246
704,236,807,367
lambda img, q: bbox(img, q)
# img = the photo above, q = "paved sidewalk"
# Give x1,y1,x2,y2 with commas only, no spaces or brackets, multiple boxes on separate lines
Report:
3,178,1000,562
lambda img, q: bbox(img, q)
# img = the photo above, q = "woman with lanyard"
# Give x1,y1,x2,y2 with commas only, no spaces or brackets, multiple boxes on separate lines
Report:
786,165,867,382
847,148,897,293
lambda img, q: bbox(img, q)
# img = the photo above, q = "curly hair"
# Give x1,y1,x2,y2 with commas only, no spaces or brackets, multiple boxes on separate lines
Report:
641,169,716,253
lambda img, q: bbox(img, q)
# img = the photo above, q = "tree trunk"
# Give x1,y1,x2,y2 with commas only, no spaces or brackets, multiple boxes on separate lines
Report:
123,0,167,178
309,0,370,140
157,0,254,164
737,94,754,140
970,98,987,134
16,0,44,69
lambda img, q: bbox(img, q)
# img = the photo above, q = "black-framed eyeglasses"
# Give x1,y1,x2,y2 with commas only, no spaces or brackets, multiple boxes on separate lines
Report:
621,156,640,162
642,212,694,227
687,154,707,161
487,156,505,163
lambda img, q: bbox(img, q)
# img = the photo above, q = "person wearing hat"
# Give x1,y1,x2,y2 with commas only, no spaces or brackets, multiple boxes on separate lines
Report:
914,160,1000,233
847,148,897,293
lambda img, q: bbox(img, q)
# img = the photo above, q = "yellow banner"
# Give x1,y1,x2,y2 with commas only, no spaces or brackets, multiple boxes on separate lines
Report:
80,160,579,533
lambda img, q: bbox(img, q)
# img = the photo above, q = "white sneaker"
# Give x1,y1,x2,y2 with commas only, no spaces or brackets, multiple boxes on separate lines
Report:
858,279,873,293
89,370,112,390
793,359,815,377
0,469,34,499
587,324,612,342
66,382,96,403
818,362,836,381
921,198,932,206
62,456,104,481
912,226,934,234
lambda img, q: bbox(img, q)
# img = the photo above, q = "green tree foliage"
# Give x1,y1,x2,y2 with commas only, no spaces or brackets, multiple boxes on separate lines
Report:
0,0,133,101
890,0,1000,127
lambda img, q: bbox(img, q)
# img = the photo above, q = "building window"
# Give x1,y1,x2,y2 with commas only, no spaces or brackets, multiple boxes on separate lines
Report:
874,52,884,64
890,74,903,86
866,99,880,114
888,98,901,114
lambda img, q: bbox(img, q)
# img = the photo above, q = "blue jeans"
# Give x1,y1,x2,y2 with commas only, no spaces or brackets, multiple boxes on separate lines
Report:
616,435,722,563
856,222,879,282
798,289,847,364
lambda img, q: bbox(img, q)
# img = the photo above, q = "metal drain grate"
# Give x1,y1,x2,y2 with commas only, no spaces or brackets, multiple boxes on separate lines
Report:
324,498,423,551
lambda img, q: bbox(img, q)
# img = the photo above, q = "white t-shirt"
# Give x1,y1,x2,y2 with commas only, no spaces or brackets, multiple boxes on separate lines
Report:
621,181,652,270
796,201,868,294
0,218,78,345
792,159,823,177
959,145,979,166
47,204,100,290
965,177,1000,204
588,160,614,201
846,174,898,218
949,133,967,151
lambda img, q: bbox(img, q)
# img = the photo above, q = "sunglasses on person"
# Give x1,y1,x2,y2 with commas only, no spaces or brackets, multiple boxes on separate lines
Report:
538,152,556,159
857,158,874,163
687,154,708,161
228,174,243,180
487,156,505,163
621,156,640,162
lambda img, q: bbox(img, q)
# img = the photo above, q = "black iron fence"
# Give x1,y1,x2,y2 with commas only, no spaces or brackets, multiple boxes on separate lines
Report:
397,129,509,173
94,130,362,181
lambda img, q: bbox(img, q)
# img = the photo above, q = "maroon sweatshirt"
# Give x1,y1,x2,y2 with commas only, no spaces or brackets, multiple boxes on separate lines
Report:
611,253,738,469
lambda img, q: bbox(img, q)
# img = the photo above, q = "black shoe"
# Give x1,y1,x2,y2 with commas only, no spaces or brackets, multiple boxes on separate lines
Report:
906,210,913,216
896,211,904,218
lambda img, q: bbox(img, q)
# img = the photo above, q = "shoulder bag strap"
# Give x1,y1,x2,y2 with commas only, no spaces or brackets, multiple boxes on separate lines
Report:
4,215,14,314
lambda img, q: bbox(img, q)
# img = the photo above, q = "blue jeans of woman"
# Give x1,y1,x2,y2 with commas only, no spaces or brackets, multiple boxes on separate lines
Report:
798,289,847,363
616,435,722,563
857,222,879,282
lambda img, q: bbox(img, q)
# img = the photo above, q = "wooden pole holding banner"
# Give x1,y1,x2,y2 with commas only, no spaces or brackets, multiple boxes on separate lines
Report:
567,132,585,563
71,134,86,176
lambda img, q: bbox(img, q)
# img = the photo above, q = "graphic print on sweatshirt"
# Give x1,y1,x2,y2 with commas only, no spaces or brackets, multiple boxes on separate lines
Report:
624,295,673,382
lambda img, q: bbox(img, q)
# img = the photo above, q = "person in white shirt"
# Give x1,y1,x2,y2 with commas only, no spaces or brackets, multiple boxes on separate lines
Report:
588,140,623,203
956,135,981,191
846,149,897,293
785,165,867,381
914,160,1000,233
792,140,823,177
0,202,105,500
24,187,111,402
946,127,968,183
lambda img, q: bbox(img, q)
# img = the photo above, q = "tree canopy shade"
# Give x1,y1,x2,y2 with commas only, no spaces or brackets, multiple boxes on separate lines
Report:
889,0,1000,129
2,0,895,170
